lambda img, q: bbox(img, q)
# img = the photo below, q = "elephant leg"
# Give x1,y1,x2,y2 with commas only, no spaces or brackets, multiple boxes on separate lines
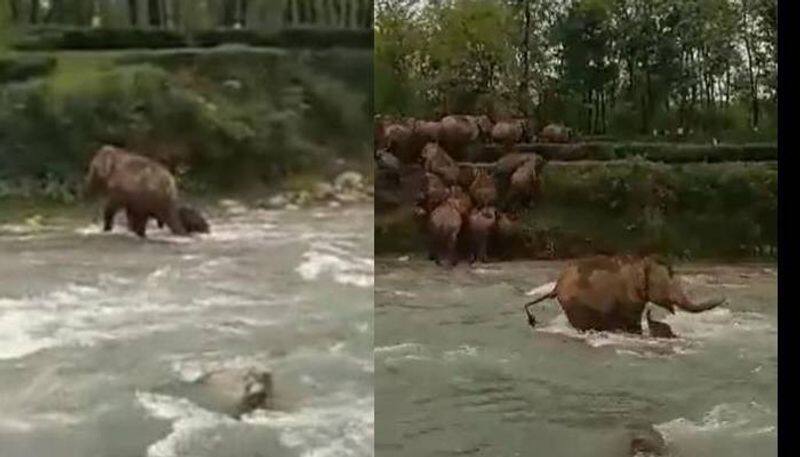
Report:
103,200,122,231
126,209,147,238
447,235,459,267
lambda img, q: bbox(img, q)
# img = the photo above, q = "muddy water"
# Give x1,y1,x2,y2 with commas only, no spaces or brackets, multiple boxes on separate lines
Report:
0,204,373,457
375,258,777,457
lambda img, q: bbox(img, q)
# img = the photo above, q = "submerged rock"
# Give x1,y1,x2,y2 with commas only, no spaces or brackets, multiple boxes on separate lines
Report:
628,423,668,456
175,368,274,419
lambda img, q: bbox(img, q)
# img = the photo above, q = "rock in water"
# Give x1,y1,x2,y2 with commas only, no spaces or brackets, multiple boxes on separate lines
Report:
628,423,667,456
178,368,273,418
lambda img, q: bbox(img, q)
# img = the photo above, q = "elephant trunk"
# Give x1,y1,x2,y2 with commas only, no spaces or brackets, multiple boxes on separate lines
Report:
675,297,726,313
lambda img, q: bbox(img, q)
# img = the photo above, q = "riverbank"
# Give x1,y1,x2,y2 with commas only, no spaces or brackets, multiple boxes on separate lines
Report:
0,45,372,194
376,157,777,261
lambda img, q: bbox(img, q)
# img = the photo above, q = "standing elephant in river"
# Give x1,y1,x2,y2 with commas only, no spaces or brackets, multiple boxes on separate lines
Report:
522,255,726,334
85,145,187,238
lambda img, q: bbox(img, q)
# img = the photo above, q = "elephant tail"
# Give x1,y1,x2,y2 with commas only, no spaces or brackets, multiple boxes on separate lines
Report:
523,288,557,328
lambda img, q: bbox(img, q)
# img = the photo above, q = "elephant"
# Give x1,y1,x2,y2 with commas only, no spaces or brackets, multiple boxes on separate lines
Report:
421,142,459,184
539,123,574,143
427,197,464,266
439,114,493,160
491,119,526,153
493,211,522,260
646,309,676,338
384,122,417,163
469,168,499,208
416,172,449,213
494,152,535,177
522,255,726,334
413,119,442,145
457,164,478,189
448,185,473,218
506,154,546,209
85,145,187,238
467,206,497,264
176,205,210,234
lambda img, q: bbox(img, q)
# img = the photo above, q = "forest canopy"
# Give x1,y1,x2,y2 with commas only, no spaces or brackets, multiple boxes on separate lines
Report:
375,0,777,140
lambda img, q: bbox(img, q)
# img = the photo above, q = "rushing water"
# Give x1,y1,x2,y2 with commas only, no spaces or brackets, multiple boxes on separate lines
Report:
375,258,777,457
0,204,374,457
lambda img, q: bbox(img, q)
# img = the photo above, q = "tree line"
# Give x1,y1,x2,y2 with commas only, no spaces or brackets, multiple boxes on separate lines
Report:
4,0,372,29
376,0,777,139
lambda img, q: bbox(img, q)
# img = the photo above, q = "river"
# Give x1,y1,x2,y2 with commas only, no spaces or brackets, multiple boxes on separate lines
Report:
375,258,777,457
0,204,374,457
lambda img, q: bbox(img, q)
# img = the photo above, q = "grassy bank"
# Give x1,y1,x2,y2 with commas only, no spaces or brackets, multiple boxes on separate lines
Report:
0,45,372,201
376,159,777,261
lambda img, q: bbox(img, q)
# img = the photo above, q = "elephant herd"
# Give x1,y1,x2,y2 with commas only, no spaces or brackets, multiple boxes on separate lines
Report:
375,113,574,164
412,146,547,266
375,112,558,267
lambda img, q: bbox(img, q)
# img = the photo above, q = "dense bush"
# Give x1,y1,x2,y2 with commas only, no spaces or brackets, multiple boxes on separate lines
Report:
485,142,777,163
11,26,373,51
13,27,186,50
525,161,777,259
0,48,371,199
0,54,57,83
375,160,777,260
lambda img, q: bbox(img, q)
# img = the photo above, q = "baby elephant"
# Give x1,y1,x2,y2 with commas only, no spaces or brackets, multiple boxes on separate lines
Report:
522,255,726,335
149,205,210,235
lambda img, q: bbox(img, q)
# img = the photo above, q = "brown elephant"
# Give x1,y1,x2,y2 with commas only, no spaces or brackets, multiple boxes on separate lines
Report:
421,142,459,184
85,145,187,238
439,114,493,160
427,197,464,266
413,119,442,145
448,185,473,218
150,204,210,234
416,172,449,213
491,119,525,153
384,122,416,162
539,123,574,143
467,206,497,264
457,164,478,189
469,169,498,208
522,255,726,334
506,154,546,208
493,211,522,260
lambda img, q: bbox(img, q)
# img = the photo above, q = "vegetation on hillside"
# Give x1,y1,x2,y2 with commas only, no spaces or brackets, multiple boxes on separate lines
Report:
375,0,777,141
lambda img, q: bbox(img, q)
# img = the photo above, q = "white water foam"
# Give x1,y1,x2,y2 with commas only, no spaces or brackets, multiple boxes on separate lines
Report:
656,402,776,441
137,390,373,457
136,391,237,457
244,393,374,457
296,241,374,288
